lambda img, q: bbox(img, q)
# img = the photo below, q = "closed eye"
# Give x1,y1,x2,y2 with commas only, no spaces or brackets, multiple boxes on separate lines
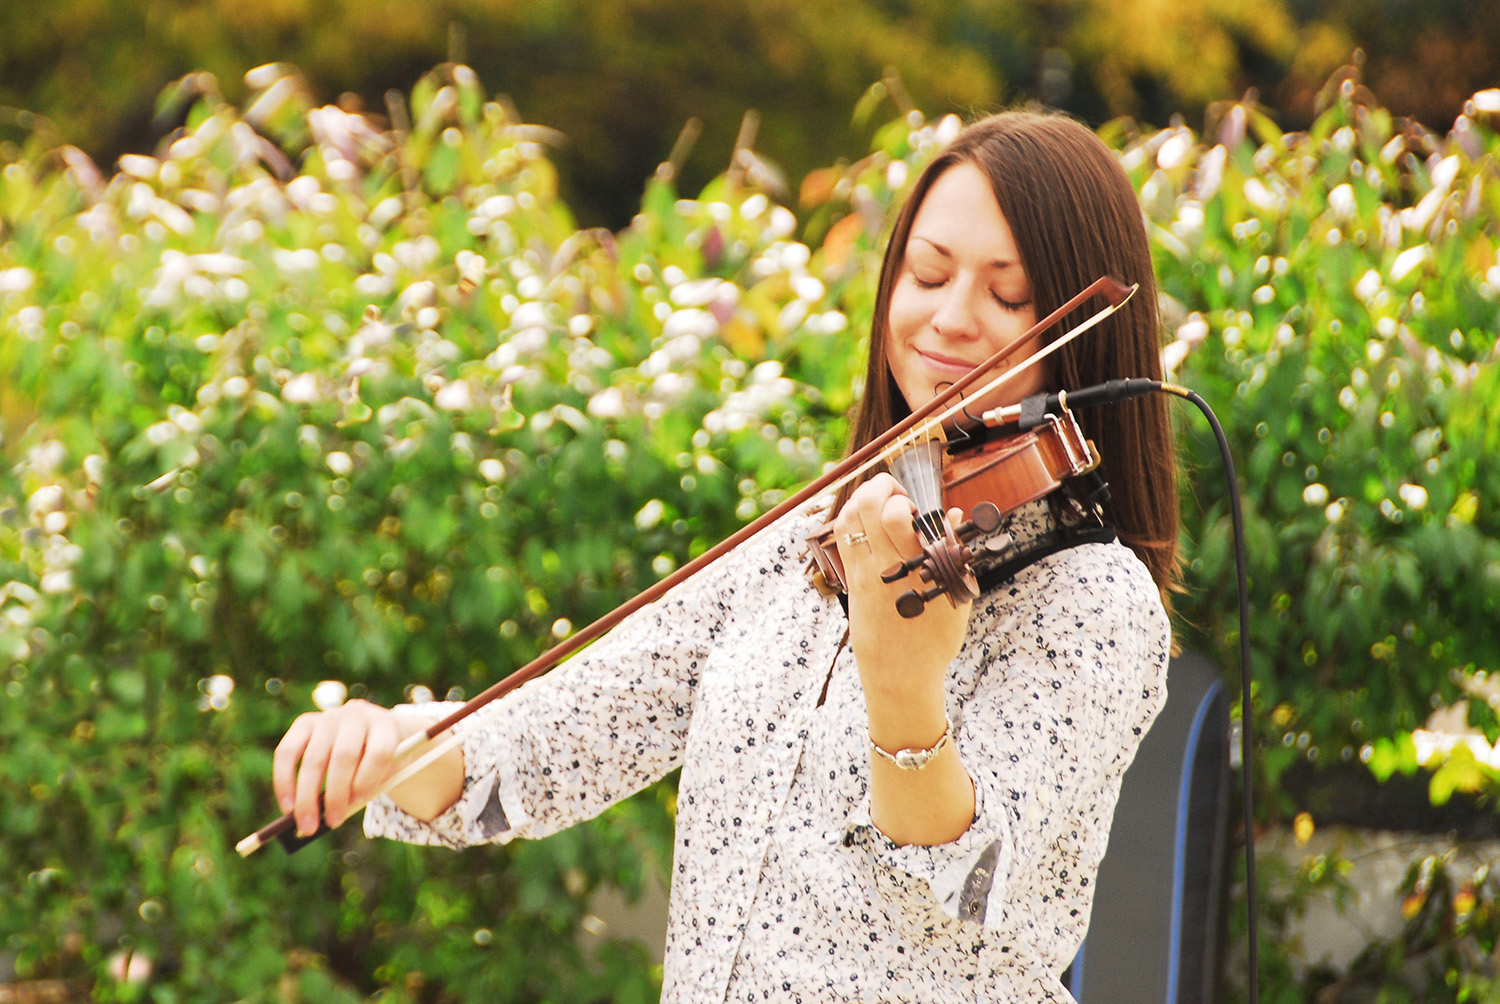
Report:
910,272,1030,312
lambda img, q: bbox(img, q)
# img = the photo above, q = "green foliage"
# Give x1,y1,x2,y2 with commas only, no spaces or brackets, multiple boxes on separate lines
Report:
1132,78,1500,815
0,64,929,1000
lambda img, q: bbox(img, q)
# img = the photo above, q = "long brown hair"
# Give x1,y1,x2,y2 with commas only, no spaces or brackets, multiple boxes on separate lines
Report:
837,110,1179,603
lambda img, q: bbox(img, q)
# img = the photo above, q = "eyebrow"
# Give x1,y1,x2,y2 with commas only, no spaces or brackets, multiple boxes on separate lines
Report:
909,236,1022,273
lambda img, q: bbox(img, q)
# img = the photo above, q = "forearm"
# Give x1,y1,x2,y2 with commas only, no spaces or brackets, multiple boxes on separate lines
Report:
865,683,975,846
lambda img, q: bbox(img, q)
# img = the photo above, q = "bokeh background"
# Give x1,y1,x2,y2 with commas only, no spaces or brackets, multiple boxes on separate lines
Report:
3,1,1500,1002
4,0,1497,228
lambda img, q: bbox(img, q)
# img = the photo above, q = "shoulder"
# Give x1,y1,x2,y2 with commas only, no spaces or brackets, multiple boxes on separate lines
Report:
971,537,1169,665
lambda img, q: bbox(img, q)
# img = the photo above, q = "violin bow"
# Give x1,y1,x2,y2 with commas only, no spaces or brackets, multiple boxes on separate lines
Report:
237,273,1136,855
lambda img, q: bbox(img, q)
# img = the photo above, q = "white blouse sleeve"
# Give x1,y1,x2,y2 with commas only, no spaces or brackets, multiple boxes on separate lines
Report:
836,541,1170,931
364,545,739,849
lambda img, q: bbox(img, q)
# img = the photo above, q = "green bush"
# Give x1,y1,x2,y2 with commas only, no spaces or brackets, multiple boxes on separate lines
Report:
3,61,1500,1001
1138,77,1500,801
0,63,929,1001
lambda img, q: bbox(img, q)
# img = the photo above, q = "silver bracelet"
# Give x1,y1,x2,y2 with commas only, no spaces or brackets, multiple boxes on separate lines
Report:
870,715,952,771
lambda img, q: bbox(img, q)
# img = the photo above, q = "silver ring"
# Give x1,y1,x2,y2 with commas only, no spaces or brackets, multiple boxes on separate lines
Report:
842,531,870,547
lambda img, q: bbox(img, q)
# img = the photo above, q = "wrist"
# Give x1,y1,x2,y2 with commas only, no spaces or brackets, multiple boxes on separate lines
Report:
870,714,953,770
865,701,948,755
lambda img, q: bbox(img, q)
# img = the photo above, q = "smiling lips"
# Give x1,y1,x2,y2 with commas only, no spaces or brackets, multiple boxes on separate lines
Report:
917,349,986,379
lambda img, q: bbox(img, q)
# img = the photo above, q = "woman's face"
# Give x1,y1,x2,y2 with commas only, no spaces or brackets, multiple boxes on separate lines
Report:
885,162,1044,417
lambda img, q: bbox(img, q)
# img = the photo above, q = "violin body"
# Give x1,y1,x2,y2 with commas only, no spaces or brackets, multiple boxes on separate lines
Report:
805,406,1100,614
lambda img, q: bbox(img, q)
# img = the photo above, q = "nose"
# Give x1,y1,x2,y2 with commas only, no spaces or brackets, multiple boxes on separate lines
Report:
929,277,982,340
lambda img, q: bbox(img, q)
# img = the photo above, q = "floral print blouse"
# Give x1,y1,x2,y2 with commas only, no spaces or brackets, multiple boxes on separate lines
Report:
365,498,1169,1003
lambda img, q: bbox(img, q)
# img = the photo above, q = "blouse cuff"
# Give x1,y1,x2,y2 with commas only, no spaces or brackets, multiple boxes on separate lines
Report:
362,702,532,849
832,779,1014,927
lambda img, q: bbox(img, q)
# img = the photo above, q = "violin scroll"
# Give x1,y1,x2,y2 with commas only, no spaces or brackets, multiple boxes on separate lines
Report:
881,502,1005,618
804,405,1101,616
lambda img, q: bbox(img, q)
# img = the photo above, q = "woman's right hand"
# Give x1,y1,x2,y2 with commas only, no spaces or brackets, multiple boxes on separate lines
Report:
273,699,429,836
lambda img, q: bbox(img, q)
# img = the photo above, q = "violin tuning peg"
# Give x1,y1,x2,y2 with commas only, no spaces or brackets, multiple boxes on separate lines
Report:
881,556,924,584
979,531,1014,555
969,502,1002,533
895,590,927,619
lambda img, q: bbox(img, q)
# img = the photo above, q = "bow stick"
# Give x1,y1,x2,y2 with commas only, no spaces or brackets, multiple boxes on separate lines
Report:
237,274,1136,855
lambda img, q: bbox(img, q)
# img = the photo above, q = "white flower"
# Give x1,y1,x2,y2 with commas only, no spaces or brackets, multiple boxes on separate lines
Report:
1176,314,1209,344
767,206,797,240
118,155,159,180
510,301,548,329
1389,245,1429,283
586,387,627,419
1398,483,1429,509
434,380,473,411
311,680,348,710
793,275,825,302
1327,184,1357,220
1243,178,1281,212
1156,132,1192,170
635,499,665,530
1354,269,1383,301
1194,145,1225,201
27,484,64,518
663,309,716,341
0,267,34,293
281,373,321,404
669,278,724,308
397,279,436,312
1160,340,1190,374
40,570,74,594
476,194,515,219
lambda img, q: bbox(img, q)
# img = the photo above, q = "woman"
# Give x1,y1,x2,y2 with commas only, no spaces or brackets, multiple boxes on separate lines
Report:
274,110,1177,1002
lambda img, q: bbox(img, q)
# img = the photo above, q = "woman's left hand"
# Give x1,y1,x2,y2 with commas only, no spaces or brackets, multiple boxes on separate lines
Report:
836,472,977,845
835,473,971,726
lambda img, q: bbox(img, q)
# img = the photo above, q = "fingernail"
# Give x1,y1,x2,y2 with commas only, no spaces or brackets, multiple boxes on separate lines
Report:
296,817,312,837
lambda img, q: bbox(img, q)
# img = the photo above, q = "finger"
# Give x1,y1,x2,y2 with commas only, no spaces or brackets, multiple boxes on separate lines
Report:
877,489,923,556
293,714,348,835
348,714,401,814
273,714,317,814
843,474,902,540
323,712,374,828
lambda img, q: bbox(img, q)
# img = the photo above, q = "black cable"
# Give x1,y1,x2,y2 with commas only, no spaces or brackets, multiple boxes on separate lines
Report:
1029,380,1258,1004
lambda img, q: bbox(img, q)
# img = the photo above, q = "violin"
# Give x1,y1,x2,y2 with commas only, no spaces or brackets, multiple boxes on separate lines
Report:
804,405,1100,617
236,274,1136,856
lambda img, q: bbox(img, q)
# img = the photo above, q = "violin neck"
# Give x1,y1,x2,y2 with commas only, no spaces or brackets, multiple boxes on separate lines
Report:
888,438,948,537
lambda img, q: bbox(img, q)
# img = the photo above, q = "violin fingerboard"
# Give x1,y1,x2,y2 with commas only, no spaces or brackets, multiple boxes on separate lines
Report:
888,440,946,534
